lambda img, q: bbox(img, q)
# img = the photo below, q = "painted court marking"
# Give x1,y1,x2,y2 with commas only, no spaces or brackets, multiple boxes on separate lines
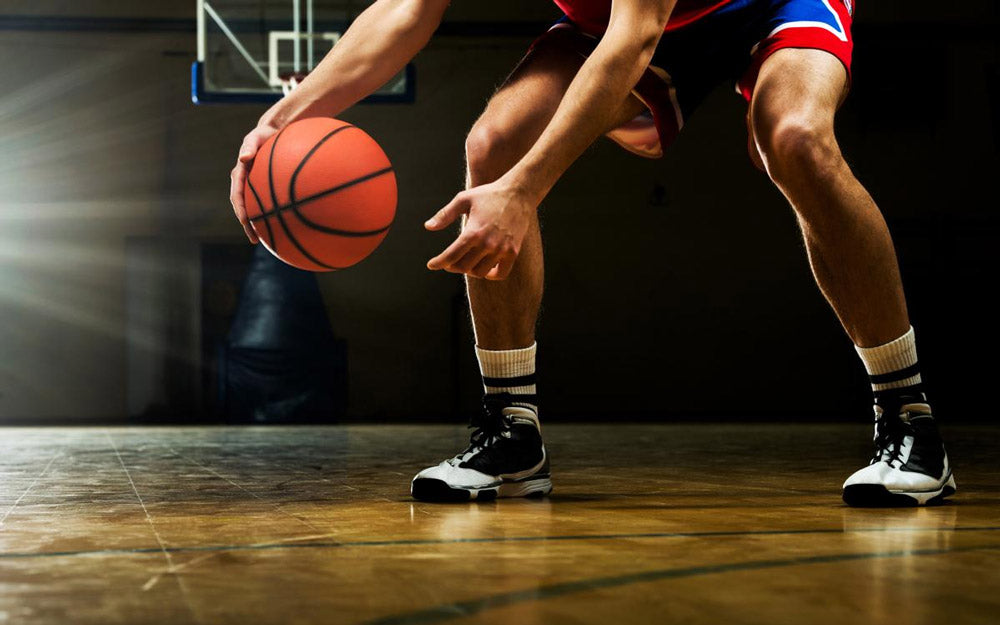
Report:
106,432,178,591
106,432,199,623
363,543,1000,625
1,524,997,561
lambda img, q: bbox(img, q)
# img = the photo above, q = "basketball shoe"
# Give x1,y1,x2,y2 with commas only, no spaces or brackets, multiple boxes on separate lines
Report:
411,393,552,502
842,395,956,506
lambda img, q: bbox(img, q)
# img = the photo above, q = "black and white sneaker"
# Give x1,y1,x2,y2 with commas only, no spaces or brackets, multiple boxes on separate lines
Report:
411,394,552,502
842,397,956,507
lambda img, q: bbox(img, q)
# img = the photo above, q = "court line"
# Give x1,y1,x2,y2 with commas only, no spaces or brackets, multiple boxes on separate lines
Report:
106,432,200,623
363,543,1000,625
0,449,61,527
1,525,998,561
161,444,326,533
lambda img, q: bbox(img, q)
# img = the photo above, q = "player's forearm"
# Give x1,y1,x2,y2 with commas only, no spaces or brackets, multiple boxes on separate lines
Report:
260,0,448,128
505,49,652,203
504,5,672,203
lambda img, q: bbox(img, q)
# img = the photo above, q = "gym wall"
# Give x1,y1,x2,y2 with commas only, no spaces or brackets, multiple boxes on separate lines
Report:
0,1,996,422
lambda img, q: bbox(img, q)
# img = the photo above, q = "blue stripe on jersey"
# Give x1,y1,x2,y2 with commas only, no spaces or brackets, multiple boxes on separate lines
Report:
714,0,847,40
768,0,847,39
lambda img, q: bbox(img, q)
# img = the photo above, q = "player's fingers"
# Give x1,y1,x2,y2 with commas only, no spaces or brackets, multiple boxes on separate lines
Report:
238,133,263,163
446,246,491,275
468,253,500,279
241,220,259,245
228,166,248,236
229,167,244,213
425,195,469,231
229,164,259,244
229,163,244,207
485,251,517,281
427,235,473,270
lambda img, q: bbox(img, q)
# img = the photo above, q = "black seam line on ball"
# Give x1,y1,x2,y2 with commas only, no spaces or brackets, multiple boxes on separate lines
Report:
289,125,355,201
869,363,921,385
246,178,276,251
267,128,339,270
248,166,394,235
285,125,392,242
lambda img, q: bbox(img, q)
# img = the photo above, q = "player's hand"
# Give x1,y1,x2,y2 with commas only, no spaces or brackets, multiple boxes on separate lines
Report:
229,123,280,244
425,180,536,280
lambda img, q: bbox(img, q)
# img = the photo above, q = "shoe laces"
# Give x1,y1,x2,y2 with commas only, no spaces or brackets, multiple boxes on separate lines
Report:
871,407,909,468
448,394,514,464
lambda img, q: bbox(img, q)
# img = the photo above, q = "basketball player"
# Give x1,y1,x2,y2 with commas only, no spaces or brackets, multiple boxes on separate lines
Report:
230,0,955,507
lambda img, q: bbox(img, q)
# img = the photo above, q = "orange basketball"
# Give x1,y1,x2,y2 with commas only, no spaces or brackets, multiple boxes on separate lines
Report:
244,117,397,271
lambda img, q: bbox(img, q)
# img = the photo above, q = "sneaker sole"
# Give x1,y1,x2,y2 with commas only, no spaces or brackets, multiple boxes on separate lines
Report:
411,476,553,503
842,474,957,507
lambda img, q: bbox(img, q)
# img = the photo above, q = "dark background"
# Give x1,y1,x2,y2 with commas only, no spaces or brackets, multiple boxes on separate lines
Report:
0,1,996,424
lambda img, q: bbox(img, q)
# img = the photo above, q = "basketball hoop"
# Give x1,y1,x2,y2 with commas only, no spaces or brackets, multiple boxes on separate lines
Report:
192,0,412,104
279,72,309,96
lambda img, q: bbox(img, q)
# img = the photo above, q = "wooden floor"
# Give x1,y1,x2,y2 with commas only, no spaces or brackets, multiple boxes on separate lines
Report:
1,423,997,624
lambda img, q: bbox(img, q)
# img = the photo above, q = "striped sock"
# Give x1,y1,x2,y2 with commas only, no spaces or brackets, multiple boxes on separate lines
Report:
476,342,538,414
855,326,928,408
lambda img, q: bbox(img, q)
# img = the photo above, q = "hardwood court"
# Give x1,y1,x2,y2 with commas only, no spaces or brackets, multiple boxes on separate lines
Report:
1,423,997,624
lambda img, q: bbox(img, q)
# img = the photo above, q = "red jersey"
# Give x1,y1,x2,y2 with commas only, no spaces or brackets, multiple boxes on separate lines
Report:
552,0,733,34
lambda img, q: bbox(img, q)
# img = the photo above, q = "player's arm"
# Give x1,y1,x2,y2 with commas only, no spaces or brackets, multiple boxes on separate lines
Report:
426,0,675,278
502,0,674,205
230,0,450,243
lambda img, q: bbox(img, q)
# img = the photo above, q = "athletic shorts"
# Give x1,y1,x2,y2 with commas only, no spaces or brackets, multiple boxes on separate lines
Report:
539,0,855,158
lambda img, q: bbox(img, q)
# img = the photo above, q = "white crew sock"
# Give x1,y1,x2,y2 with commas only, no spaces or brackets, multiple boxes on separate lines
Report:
476,342,538,412
855,326,926,405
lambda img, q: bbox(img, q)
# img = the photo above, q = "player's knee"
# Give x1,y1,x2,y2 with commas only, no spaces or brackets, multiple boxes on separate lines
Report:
759,118,842,184
465,121,510,181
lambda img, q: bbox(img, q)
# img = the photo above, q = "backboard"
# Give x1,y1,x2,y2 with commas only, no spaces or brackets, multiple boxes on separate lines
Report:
193,0,414,104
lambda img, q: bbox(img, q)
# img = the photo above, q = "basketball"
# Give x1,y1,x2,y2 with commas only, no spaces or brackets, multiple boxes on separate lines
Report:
244,117,397,271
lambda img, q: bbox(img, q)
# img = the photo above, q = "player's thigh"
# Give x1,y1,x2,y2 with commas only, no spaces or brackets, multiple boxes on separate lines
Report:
749,48,848,150
469,29,644,165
